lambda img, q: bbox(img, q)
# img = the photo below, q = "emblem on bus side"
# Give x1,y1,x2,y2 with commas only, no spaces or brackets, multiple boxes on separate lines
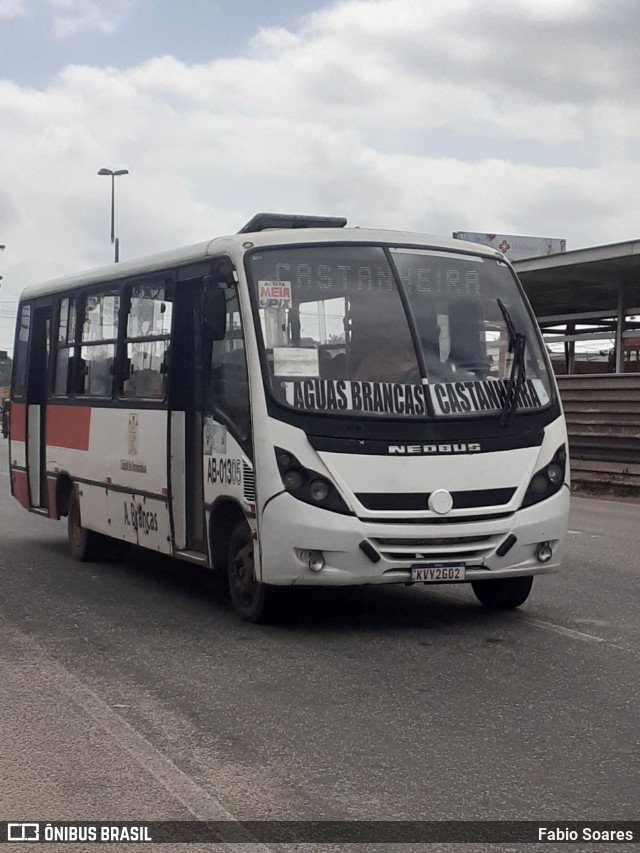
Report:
128,413,139,457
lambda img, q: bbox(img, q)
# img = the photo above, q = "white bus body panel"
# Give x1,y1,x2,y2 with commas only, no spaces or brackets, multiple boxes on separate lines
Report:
82,486,171,551
260,489,568,586
320,446,537,500
46,408,169,495
45,406,172,553
202,418,256,516
256,415,569,586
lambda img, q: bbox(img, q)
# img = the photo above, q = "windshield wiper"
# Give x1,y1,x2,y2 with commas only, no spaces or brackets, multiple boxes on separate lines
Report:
497,298,527,427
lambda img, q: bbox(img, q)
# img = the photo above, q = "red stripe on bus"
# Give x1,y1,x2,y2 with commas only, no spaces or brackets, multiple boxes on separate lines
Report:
11,469,29,508
9,402,26,442
46,405,91,451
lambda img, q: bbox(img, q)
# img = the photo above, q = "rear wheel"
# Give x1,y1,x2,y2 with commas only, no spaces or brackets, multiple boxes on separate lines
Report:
67,488,102,562
471,575,533,610
228,521,280,623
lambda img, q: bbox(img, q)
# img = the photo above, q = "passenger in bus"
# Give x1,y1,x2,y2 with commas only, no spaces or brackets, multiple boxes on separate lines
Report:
159,344,171,395
412,303,451,381
348,299,415,383
127,368,164,397
74,356,87,394
319,346,347,379
447,295,491,379
86,357,113,396
353,325,418,383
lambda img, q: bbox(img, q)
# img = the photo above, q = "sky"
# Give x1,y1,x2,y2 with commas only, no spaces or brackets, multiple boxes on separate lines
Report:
0,0,639,353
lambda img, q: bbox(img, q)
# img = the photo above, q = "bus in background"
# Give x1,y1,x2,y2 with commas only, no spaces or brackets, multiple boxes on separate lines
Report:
8,214,569,622
0,349,12,437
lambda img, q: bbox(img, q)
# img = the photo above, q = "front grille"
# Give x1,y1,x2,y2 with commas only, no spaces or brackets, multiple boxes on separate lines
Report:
376,535,492,547
359,511,515,525
356,488,515,511
371,532,501,562
242,461,256,504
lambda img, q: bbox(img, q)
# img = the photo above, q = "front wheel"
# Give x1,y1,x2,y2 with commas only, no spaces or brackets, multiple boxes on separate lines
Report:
228,521,280,623
471,575,533,610
67,488,102,562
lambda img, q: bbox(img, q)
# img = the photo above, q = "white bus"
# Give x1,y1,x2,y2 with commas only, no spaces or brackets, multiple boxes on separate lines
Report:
8,213,569,622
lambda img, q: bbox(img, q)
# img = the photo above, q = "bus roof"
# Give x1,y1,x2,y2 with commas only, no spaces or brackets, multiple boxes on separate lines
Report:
19,224,503,301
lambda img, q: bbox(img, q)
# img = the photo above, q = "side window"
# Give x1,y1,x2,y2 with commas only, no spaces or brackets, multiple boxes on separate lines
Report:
122,282,173,399
78,289,120,398
53,297,77,396
206,286,250,440
12,304,31,400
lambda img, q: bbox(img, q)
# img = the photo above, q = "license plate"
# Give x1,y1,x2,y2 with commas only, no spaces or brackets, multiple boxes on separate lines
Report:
411,563,466,582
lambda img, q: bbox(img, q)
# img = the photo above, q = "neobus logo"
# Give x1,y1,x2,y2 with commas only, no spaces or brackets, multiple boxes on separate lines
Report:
387,443,482,455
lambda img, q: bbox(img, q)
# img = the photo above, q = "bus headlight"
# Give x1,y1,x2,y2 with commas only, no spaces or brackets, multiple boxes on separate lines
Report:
528,473,549,496
521,445,567,508
309,480,330,502
547,463,564,485
275,447,353,515
283,469,304,491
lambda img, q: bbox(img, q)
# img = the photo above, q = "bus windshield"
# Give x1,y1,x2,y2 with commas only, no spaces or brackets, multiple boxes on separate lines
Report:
247,244,552,420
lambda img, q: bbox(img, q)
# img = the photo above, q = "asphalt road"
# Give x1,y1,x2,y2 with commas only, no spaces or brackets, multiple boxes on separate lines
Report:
1,438,639,851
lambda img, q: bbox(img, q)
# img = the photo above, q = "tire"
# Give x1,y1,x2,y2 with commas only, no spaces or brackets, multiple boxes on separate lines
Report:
67,488,102,562
471,575,533,610
227,520,279,623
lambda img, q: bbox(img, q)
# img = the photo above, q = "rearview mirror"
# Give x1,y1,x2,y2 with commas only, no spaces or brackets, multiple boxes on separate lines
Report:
203,287,226,340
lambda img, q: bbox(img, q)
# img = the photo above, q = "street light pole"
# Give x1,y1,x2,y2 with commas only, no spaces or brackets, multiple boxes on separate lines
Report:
98,168,129,262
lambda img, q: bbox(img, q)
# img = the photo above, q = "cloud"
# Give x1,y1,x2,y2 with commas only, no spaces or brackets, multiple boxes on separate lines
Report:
1,0,639,349
0,0,27,18
48,0,135,37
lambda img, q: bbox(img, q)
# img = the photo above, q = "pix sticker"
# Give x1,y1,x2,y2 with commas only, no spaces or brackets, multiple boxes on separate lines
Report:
258,280,292,309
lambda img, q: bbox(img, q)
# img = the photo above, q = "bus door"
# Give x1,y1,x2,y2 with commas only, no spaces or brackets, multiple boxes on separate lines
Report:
169,261,247,559
201,266,253,526
26,303,52,510
169,276,206,555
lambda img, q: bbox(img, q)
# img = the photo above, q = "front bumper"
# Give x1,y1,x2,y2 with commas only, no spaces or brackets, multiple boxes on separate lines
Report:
258,485,570,586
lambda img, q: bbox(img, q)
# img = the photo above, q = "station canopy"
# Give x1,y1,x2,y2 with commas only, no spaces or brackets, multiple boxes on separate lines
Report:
513,239,640,372
514,239,640,320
